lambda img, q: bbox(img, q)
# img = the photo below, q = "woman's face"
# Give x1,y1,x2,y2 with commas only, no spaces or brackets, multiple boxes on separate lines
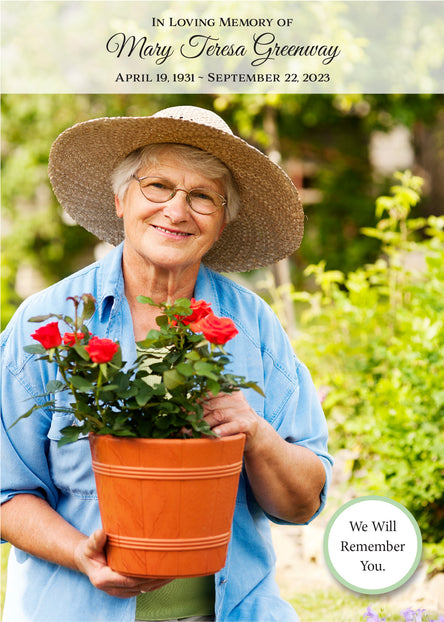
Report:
115,156,226,274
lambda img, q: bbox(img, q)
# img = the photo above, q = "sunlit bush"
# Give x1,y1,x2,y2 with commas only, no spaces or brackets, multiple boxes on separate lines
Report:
292,171,444,572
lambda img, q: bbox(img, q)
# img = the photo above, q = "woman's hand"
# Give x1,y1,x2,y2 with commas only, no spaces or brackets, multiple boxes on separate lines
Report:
203,390,265,451
203,391,326,524
74,529,173,598
1,495,172,599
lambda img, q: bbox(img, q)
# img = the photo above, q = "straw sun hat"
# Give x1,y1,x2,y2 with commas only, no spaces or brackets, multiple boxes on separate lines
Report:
48,105,304,273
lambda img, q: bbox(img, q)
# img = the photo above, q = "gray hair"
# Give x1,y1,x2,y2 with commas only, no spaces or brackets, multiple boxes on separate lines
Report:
111,143,240,223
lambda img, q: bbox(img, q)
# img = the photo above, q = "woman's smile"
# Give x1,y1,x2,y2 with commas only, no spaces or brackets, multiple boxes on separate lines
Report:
150,223,194,238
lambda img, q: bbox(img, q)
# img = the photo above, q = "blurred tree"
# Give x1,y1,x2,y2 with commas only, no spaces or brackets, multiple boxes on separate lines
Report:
211,94,444,277
2,93,443,328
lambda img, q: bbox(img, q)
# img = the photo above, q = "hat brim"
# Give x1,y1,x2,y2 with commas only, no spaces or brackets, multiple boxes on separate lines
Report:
48,115,304,273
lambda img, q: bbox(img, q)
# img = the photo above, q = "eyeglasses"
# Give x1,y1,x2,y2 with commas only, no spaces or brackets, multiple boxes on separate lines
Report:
133,175,227,215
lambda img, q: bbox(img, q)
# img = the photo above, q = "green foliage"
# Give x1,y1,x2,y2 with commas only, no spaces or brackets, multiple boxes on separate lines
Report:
214,93,444,279
1,95,99,325
292,171,444,562
14,295,263,444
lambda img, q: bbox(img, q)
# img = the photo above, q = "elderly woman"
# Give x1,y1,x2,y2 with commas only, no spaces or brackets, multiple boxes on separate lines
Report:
1,106,333,622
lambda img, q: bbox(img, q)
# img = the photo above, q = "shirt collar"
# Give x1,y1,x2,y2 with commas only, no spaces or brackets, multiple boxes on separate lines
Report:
194,264,222,316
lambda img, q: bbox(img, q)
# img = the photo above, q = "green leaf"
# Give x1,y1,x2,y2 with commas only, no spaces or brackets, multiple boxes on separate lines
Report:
156,414,173,430
206,379,221,396
186,350,201,361
100,363,109,379
73,344,90,361
45,379,65,393
28,314,55,323
117,386,139,399
194,361,218,380
150,362,169,373
135,383,153,407
81,294,96,321
175,362,194,377
99,382,120,392
9,399,55,428
58,425,84,446
137,295,156,306
172,299,192,317
23,343,47,355
174,297,192,307
244,381,265,396
114,372,131,391
107,345,122,369
80,324,91,337
152,384,167,397
163,368,185,390
156,315,169,328
137,329,162,346
70,375,94,392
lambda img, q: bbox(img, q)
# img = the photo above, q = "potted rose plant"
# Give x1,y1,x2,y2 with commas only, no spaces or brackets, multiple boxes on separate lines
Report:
14,294,263,577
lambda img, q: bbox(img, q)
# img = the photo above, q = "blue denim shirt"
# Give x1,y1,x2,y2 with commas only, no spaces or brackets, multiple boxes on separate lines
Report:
1,243,333,622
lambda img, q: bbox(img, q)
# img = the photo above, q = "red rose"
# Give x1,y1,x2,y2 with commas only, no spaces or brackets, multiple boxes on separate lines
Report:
175,298,212,325
186,299,213,324
31,322,62,349
85,336,119,363
189,312,238,345
63,332,85,346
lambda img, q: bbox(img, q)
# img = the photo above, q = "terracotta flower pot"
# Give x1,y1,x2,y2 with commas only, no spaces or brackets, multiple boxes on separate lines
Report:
89,433,245,578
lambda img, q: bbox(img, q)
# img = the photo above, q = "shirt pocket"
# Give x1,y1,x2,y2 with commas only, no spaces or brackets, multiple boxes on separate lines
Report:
47,414,97,498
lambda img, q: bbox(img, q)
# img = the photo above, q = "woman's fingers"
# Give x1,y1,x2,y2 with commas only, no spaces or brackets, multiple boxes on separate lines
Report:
75,529,173,598
203,391,261,448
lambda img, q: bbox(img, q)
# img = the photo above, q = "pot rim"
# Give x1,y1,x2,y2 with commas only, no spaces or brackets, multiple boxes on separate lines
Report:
88,432,246,445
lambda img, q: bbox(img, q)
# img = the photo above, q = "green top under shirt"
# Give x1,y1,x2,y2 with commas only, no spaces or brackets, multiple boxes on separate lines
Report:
134,346,215,620
135,575,215,621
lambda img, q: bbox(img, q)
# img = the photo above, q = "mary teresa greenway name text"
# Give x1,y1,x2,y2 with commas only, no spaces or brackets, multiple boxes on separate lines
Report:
105,14,341,69
105,14,341,88
106,31,340,67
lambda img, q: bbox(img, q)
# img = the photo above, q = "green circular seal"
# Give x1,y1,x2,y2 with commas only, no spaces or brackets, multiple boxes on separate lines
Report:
323,495,422,594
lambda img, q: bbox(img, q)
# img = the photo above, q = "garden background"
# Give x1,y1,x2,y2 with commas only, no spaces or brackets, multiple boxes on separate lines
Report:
2,93,444,619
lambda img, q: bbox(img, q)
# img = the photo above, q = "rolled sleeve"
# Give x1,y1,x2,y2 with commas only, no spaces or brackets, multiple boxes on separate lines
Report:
263,356,333,525
1,316,60,517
